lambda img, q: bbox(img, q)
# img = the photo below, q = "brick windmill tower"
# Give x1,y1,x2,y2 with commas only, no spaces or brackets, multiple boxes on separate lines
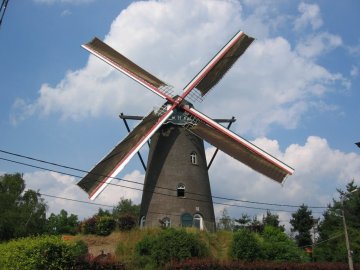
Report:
77,31,294,231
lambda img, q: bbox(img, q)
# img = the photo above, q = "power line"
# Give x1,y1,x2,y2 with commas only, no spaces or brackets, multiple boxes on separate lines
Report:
0,149,327,212
1,156,315,214
299,232,344,249
38,192,217,224
39,192,115,209
0,150,327,210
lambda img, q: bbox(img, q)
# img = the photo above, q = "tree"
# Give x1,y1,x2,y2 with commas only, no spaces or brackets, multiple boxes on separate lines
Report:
263,210,285,231
0,173,47,241
18,189,47,236
249,216,263,233
234,213,251,231
46,209,79,235
290,204,313,247
313,180,360,263
97,208,112,217
217,208,234,231
112,198,140,229
235,213,251,226
113,198,139,218
261,226,308,262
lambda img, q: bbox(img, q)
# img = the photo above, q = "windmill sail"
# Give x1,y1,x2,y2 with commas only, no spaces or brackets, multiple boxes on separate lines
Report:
183,31,254,98
78,30,294,205
77,109,174,200
186,108,294,183
82,37,172,100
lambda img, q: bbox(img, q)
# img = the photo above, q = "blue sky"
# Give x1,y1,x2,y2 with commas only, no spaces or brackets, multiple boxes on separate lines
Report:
1,0,360,227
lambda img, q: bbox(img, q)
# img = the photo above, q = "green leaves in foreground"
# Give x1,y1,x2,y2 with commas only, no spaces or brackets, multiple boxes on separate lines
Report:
135,228,208,267
231,226,309,262
0,235,87,270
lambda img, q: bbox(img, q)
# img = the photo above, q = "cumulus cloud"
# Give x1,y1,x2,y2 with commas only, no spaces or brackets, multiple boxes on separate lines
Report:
203,36,348,135
296,32,343,59
61,9,72,16
22,134,360,221
13,0,348,137
24,169,144,219
12,0,359,224
294,2,323,31
208,136,360,220
350,65,359,77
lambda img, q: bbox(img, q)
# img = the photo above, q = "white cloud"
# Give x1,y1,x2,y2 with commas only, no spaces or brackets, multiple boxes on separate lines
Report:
61,9,72,16
347,42,360,56
208,136,360,220
296,32,342,59
294,2,323,31
22,134,360,222
23,170,144,219
203,36,348,135
350,65,359,77
12,0,348,137
12,0,359,221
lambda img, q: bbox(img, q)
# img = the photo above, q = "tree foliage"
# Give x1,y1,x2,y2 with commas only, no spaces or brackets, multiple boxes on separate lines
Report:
112,198,140,220
118,214,137,231
96,216,116,236
218,208,235,231
234,211,283,233
0,235,88,270
46,209,79,235
261,226,308,262
231,226,308,262
231,228,262,261
112,198,140,230
313,180,360,263
0,173,47,241
263,210,285,232
290,204,314,247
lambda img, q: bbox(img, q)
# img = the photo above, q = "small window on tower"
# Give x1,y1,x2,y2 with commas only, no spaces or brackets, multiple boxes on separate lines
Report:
190,152,198,165
160,217,171,228
177,183,185,197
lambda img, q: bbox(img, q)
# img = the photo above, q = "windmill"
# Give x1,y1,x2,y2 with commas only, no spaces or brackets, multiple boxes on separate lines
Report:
77,30,294,231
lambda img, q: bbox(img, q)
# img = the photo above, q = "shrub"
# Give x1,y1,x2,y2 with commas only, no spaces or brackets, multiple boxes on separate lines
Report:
96,216,116,236
80,216,97,235
117,214,137,231
79,215,116,236
165,259,359,270
0,235,88,270
260,226,309,262
135,228,208,267
231,228,262,261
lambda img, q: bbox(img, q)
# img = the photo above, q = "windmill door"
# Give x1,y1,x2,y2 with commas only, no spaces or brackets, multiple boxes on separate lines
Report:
181,213,193,227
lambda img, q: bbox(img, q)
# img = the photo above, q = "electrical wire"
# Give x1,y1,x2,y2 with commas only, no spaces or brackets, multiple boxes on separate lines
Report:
299,232,344,248
0,155,325,214
0,149,328,210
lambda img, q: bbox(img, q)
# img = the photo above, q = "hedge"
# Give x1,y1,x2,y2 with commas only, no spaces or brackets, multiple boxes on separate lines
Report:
0,235,87,270
165,258,360,270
